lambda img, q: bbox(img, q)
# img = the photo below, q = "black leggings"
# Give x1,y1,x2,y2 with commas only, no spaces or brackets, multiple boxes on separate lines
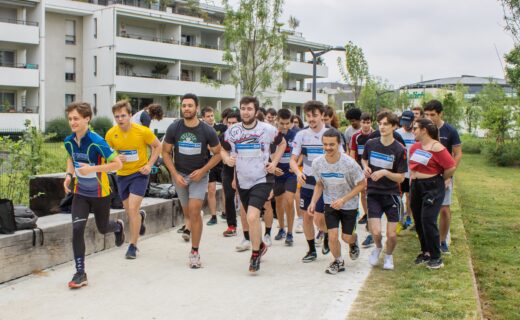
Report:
71,194,118,257
410,176,446,260
222,166,237,227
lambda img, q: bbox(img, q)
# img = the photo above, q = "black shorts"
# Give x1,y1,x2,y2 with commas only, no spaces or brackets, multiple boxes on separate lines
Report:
273,175,297,197
300,187,324,213
400,178,410,193
238,183,273,211
324,205,358,235
367,194,401,223
209,166,222,183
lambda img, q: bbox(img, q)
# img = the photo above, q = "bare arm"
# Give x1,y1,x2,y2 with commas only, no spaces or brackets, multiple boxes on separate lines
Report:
147,137,162,167
452,145,462,168
443,166,456,180
162,141,187,187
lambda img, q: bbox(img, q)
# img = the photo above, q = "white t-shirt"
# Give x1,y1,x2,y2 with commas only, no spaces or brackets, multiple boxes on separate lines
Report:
292,125,328,189
344,126,361,151
312,153,365,210
396,128,415,178
224,121,279,189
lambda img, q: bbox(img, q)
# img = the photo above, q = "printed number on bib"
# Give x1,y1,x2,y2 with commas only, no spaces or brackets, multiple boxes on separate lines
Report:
120,150,139,162
179,142,202,155
306,147,324,162
236,143,262,158
410,149,432,166
321,172,345,185
369,151,394,169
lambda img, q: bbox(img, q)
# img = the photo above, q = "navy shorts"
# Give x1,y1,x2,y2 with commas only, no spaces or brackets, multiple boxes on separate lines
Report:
300,187,324,213
367,194,401,223
273,175,297,197
116,172,149,201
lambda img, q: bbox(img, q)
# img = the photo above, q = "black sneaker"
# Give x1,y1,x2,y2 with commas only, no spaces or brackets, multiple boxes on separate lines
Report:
182,229,191,242
322,238,330,255
139,210,147,236
427,258,444,269
114,219,125,247
177,225,186,234
349,242,360,260
358,215,368,224
325,260,345,275
68,272,88,289
125,244,138,259
220,212,227,220
414,253,430,265
206,215,217,226
440,242,451,255
249,254,261,272
302,251,317,263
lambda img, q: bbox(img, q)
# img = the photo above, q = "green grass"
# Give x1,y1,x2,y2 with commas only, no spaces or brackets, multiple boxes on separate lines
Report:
40,142,67,173
456,154,520,320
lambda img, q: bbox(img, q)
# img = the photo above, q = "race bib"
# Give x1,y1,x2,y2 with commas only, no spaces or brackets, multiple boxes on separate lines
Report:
369,151,394,169
179,142,202,155
279,152,291,164
306,147,324,162
357,145,365,156
321,172,345,185
410,149,432,166
120,150,139,162
404,139,415,148
236,143,262,158
73,161,97,179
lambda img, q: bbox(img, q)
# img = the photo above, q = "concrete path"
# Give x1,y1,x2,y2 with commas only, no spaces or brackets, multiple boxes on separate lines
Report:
0,216,374,320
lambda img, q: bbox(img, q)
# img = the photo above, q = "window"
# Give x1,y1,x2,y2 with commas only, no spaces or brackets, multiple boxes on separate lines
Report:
65,58,76,81
0,92,16,112
65,20,76,44
94,56,97,76
94,18,97,39
0,51,15,67
65,94,76,107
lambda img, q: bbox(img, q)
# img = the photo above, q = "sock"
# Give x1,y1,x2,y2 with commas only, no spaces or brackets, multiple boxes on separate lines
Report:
265,227,272,236
336,256,343,262
324,232,329,244
74,256,85,274
252,249,260,257
191,247,199,253
114,221,122,233
244,231,250,241
307,239,316,253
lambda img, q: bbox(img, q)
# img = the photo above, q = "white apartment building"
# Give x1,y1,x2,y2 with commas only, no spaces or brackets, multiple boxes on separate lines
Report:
0,0,329,131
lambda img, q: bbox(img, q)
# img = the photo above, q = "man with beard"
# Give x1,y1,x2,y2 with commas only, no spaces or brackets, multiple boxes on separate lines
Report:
162,94,221,269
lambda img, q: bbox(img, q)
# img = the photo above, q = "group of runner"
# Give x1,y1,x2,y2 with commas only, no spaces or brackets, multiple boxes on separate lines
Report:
62,93,461,288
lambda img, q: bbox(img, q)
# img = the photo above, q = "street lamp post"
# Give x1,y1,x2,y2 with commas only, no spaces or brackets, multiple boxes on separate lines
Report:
309,46,346,100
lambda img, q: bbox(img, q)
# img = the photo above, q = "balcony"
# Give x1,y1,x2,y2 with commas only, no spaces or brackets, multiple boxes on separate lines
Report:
0,107,40,130
0,66,39,88
115,75,235,99
287,60,328,78
116,36,226,66
282,89,328,105
0,19,39,45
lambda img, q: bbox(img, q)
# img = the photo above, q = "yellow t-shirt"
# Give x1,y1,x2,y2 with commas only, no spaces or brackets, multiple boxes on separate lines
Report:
105,123,156,176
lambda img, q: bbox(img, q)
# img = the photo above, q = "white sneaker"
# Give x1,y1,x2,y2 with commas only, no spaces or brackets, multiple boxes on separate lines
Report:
383,254,394,270
189,251,201,269
263,234,272,247
315,231,324,247
235,239,251,252
295,218,304,233
369,248,382,266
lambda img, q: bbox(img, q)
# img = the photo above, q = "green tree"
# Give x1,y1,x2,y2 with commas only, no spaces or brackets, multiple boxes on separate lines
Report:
357,77,396,116
337,41,369,104
499,1,520,91
222,0,287,96
464,99,482,134
287,15,299,32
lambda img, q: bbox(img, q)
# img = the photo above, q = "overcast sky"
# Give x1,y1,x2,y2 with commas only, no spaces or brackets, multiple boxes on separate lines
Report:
225,0,514,87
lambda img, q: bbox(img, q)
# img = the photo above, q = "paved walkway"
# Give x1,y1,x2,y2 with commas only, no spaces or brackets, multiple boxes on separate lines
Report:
0,216,373,320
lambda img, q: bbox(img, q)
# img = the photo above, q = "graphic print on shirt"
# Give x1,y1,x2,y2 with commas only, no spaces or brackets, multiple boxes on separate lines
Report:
178,132,202,155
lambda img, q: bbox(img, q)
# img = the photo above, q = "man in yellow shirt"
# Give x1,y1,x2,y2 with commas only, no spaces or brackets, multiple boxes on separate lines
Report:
106,100,162,259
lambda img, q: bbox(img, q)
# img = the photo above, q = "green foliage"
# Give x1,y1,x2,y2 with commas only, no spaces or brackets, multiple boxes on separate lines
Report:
91,117,114,138
337,41,369,104
461,134,486,154
222,0,287,96
46,117,71,142
357,77,396,116
505,46,520,92
483,141,520,166
287,15,299,31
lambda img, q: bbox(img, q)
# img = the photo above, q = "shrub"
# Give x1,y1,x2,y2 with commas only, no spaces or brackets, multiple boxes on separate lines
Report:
91,117,114,138
46,117,71,142
461,134,486,154
483,141,520,167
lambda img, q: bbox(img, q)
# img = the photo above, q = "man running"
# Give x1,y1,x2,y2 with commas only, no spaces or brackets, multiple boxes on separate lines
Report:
63,102,125,288
362,111,407,270
396,110,416,230
344,108,362,153
273,108,299,246
290,100,330,262
424,100,462,254
310,129,365,274
221,96,286,272
131,103,164,127
105,100,161,259
162,93,221,268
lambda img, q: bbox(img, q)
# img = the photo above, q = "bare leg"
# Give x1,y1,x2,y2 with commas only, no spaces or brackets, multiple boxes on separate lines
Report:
188,199,204,248
246,206,262,250
439,206,451,242
207,181,217,216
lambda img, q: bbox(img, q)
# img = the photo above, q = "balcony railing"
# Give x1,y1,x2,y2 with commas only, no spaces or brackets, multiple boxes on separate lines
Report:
0,63,39,69
117,72,180,80
65,73,76,81
0,106,39,113
65,35,76,45
0,17,39,27
118,32,220,50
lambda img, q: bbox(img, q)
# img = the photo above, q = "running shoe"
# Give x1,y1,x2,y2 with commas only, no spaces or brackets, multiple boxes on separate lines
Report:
236,239,251,252
263,234,272,247
315,231,324,247
414,253,430,265
114,219,125,247
220,212,227,220
369,247,381,266
285,233,294,246
68,272,88,289
125,244,138,259
349,242,360,260
223,226,237,237
274,228,286,240
383,254,394,270
426,258,444,270
259,242,268,258
189,250,201,269
325,260,345,275
206,215,217,226
396,221,403,235
302,251,317,263
139,210,147,236
295,218,304,233
403,216,412,229
177,225,186,233
182,229,191,242
362,234,374,248
322,237,330,255
358,215,368,224
249,253,261,272
440,242,451,255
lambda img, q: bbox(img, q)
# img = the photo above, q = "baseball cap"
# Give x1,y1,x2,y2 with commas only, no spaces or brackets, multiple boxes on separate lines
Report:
400,110,414,127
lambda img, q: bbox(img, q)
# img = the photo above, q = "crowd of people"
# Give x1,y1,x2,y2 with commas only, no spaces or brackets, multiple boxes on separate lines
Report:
61,94,461,288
